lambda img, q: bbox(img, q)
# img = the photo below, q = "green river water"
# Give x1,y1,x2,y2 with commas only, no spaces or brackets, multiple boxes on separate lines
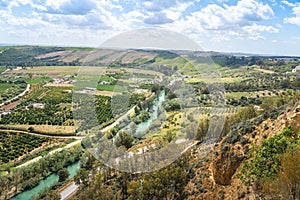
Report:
11,161,80,200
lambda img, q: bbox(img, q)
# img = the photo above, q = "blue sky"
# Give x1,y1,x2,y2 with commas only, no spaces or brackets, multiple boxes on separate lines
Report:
0,0,299,55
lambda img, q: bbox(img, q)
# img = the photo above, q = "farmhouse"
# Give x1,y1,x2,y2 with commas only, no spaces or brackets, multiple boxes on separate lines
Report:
33,103,45,109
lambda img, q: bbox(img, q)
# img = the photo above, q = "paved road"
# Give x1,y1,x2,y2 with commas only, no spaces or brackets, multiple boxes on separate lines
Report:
60,182,78,200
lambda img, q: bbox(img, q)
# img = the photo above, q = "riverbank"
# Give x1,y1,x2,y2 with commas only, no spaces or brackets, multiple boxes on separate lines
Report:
16,140,82,168
12,161,81,200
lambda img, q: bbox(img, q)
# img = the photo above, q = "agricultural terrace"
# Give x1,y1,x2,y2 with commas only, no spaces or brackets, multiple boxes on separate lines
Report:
0,131,49,163
0,80,27,105
0,86,74,134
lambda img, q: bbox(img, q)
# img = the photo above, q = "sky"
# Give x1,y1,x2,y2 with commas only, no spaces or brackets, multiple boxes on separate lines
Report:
0,0,300,56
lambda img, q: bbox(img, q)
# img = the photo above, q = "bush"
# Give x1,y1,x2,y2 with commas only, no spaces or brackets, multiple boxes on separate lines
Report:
239,137,249,145
225,132,241,144
58,168,69,182
260,147,300,199
239,127,298,185
115,131,134,149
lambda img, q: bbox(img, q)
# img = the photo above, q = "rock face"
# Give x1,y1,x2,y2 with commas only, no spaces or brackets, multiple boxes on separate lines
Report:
212,145,244,186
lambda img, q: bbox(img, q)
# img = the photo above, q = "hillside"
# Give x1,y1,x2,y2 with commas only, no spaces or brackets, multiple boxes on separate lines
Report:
0,46,300,200
185,103,300,199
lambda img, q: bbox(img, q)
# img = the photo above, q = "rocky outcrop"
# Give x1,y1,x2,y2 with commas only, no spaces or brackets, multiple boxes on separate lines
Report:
212,145,244,186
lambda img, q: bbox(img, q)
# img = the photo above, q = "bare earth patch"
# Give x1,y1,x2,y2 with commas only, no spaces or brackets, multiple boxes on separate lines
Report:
3,124,76,135
35,50,73,59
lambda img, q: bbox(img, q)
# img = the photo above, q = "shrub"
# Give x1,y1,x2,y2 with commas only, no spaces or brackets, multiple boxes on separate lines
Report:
260,147,300,199
238,127,298,185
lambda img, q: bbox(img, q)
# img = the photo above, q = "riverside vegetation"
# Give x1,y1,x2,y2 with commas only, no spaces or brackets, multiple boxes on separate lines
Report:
0,46,299,199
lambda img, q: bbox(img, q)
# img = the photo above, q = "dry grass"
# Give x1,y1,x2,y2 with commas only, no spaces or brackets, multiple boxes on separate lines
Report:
3,124,76,134
253,67,275,74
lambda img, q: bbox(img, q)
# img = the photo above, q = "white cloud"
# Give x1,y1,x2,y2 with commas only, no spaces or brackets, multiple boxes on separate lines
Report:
0,0,287,53
281,0,296,7
162,0,277,42
143,13,173,25
242,23,279,40
134,0,195,25
187,0,274,30
284,3,300,26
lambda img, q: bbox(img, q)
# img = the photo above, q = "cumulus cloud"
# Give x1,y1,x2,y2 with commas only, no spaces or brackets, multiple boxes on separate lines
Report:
134,0,195,25
162,0,277,41
0,0,282,49
187,0,274,30
284,3,300,26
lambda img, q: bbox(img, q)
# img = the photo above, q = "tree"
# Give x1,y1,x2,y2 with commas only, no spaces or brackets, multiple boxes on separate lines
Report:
43,190,60,200
163,131,175,143
28,126,34,132
58,168,69,182
115,131,134,149
151,84,160,94
196,118,209,141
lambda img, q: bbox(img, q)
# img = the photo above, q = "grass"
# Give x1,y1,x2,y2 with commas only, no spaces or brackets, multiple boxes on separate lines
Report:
1,124,76,135
9,66,80,76
31,86,73,102
252,67,274,74
16,76,52,84
0,83,15,92
155,56,188,67
185,77,245,83
225,90,278,99
123,67,163,76
97,84,127,92
0,83,20,100
225,92,255,99
0,66,6,74
99,75,115,82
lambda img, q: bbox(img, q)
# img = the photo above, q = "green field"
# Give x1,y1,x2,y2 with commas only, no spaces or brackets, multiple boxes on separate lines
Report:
31,86,73,103
0,67,6,74
0,83,25,103
99,75,116,82
16,76,52,84
97,84,126,92
185,77,245,83
0,83,15,93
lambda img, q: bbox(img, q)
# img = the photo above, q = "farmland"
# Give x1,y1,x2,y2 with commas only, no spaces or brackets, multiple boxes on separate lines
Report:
0,46,300,200
0,131,49,163
0,80,27,105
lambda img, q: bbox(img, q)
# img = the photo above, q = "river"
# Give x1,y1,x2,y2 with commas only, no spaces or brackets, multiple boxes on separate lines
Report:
11,161,80,200
122,91,165,137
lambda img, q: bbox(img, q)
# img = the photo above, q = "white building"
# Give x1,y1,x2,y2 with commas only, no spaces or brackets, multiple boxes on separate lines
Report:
292,65,300,73
33,103,45,109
